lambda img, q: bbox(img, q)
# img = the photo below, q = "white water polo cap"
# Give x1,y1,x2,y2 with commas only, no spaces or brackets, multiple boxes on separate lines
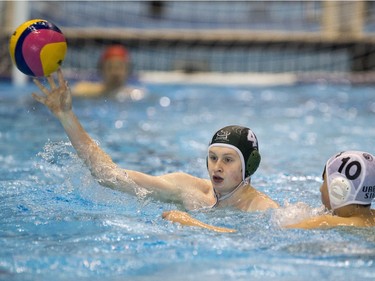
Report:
325,151,375,210
208,125,261,181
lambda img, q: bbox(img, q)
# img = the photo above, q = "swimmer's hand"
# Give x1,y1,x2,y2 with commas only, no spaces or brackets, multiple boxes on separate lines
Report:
32,68,72,117
162,210,236,233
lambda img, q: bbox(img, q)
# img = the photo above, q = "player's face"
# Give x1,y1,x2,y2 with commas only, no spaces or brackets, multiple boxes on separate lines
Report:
208,146,243,196
102,58,129,87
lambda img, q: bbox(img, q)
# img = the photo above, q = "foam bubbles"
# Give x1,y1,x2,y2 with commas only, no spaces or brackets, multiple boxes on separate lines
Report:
271,200,328,228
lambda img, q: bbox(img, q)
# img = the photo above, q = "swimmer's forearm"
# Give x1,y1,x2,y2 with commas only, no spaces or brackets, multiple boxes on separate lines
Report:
284,215,338,229
58,111,94,153
57,110,117,174
162,210,236,233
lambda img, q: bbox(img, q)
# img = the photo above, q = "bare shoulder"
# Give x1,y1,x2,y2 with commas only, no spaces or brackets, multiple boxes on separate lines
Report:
159,172,215,209
244,188,279,212
71,81,104,97
253,195,279,211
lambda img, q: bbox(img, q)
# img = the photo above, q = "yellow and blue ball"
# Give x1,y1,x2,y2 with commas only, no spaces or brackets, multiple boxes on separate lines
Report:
9,19,67,77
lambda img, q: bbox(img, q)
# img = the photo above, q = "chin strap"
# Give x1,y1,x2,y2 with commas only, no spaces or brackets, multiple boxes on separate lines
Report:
215,177,250,202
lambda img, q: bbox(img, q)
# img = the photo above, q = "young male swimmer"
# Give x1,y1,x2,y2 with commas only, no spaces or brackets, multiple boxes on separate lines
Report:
285,150,375,229
31,69,278,212
163,150,375,231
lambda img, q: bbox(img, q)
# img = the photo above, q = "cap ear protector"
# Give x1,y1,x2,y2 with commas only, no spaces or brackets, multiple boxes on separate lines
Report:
245,150,261,178
328,176,352,207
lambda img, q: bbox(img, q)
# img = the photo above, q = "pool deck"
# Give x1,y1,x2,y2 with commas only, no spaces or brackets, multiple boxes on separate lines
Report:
62,27,375,44
137,71,375,85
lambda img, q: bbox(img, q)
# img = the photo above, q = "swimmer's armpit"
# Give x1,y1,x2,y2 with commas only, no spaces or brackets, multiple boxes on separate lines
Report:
162,210,236,233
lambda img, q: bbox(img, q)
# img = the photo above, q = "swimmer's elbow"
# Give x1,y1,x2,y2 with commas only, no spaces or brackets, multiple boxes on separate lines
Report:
92,165,128,189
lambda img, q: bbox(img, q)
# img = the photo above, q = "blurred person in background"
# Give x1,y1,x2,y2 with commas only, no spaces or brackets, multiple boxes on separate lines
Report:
72,44,144,101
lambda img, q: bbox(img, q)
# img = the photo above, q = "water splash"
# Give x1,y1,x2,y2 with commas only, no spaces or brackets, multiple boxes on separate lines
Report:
271,200,328,228
37,140,77,166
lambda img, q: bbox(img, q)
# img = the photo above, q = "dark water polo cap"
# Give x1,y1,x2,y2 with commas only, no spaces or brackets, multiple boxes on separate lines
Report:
208,125,261,180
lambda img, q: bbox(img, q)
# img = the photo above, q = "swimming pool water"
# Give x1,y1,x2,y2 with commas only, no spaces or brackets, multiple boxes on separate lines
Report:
1,81,375,281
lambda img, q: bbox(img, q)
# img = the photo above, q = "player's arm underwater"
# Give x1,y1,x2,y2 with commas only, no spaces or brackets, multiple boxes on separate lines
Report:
31,69,214,207
284,213,373,229
162,210,236,233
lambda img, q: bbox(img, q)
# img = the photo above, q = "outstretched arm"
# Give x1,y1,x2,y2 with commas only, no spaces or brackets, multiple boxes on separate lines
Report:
284,215,358,229
31,69,213,208
32,69,120,186
162,210,236,233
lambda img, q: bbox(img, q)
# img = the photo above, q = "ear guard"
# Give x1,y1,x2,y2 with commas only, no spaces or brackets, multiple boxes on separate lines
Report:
245,150,261,178
328,176,352,207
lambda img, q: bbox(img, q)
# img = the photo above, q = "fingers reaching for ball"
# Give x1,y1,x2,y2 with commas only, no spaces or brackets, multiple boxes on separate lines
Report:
32,68,64,93
31,78,48,105
31,68,72,115
57,68,66,87
47,75,57,90
31,92,46,105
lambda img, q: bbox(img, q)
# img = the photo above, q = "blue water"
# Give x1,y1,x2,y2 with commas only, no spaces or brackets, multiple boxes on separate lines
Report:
1,80,375,281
